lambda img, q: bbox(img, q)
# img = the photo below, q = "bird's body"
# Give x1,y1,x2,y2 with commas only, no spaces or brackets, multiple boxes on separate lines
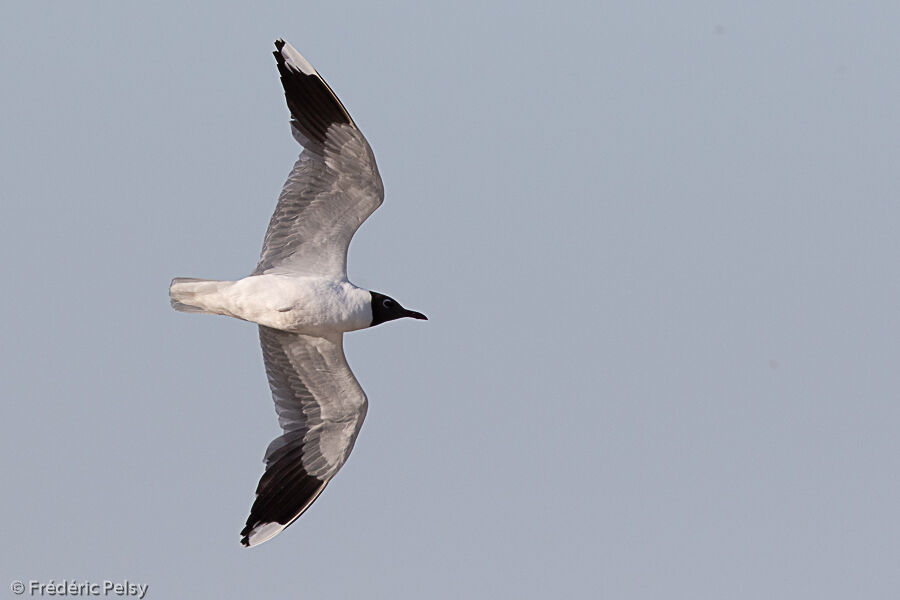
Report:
170,275,373,335
169,39,425,547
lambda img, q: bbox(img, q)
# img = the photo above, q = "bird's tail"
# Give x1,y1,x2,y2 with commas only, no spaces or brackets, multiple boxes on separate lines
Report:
169,277,227,314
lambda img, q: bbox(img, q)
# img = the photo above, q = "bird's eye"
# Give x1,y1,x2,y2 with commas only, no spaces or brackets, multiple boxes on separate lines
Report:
382,299,394,309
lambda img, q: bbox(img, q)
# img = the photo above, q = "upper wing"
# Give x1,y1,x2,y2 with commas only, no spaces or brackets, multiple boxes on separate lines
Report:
253,40,384,279
241,326,368,547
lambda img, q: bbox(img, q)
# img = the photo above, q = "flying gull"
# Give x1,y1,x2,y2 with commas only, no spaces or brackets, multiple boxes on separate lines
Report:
170,39,426,547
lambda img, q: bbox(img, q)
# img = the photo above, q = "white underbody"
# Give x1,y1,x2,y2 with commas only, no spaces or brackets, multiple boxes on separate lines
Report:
170,274,373,335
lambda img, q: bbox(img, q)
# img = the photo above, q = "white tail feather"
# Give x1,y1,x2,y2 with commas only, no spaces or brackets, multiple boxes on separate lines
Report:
169,277,227,314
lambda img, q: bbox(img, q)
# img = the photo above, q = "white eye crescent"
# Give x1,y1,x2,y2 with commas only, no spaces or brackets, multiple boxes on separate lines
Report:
383,299,394,309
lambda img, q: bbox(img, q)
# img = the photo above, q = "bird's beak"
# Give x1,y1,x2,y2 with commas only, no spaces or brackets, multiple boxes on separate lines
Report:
404,309,428,320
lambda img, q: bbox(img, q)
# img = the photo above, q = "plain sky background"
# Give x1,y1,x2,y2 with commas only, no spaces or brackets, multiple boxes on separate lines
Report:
2,1,899,598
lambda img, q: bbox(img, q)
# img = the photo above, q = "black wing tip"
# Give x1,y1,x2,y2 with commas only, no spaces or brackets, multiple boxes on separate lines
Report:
273,39,286,63
240,521,253,538
239,519,271,548
239,448,329,547
272,39,288,69
269,39,355,148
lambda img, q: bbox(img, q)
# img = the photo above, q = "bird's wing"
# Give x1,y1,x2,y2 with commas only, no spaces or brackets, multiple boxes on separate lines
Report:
241,326,368,547
253,40,384,279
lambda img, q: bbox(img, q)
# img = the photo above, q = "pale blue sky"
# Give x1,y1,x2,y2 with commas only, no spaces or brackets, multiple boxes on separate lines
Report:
2,2,899,598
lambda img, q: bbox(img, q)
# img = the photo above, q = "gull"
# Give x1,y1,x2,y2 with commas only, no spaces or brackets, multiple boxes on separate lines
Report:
169,39,426,547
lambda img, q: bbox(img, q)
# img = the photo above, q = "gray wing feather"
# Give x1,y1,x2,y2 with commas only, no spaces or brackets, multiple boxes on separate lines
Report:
253,124,384,278
240,327,367,545
258,326,367,479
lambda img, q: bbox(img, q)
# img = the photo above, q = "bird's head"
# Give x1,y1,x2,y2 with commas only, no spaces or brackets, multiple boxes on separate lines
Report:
369,292,427,327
